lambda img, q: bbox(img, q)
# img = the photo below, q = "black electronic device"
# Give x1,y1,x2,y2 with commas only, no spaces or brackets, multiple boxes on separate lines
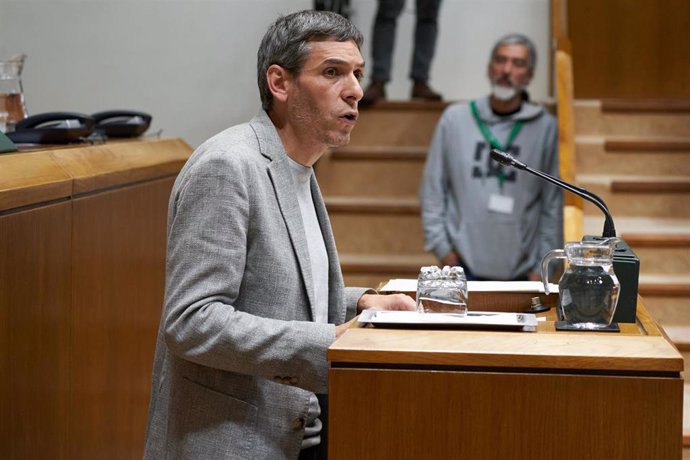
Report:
490,148,640,323
92,110,152,138
7,111,95,144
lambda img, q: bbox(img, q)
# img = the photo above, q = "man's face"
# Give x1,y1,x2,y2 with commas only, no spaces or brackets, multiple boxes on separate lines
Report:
287,39,364,150
488,44,533,100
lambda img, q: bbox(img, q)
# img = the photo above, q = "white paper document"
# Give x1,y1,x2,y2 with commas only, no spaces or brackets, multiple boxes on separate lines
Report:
358,310,538,331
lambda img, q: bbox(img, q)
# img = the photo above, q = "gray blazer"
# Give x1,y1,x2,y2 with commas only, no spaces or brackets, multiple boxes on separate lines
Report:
144,111,367,459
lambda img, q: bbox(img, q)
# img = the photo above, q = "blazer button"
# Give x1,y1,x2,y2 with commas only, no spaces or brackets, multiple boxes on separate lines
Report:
292,417,306,430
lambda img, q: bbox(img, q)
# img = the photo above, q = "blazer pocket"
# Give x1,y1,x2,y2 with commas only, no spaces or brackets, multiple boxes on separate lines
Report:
167,376,258,459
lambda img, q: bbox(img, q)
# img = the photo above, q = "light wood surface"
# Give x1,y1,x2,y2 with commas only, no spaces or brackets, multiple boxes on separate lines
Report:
0,138,189,212
328,294,683,459
329,368,682,460
1,202,72,459
69,178,172,459
328,310,682,373
0,151,72,211
0,139,192,459
52,138,190,195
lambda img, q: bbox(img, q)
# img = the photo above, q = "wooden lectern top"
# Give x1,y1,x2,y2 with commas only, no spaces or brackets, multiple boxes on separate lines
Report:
329,296,683,374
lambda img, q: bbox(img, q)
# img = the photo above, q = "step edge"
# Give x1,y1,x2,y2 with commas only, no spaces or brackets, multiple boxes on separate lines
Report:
325,196,420,214
605,139,690,152
600,98,690,113
622,233,690,247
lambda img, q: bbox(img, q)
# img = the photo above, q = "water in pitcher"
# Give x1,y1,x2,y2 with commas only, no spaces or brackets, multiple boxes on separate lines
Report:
0,55,28,131
0,93,26,127
557,264,619,328
542,238,621,329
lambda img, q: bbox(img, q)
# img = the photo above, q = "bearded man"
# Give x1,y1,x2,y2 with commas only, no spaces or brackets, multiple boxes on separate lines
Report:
419,33,563,281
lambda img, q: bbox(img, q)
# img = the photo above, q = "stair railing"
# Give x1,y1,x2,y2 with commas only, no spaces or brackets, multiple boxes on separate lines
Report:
551,0,584,241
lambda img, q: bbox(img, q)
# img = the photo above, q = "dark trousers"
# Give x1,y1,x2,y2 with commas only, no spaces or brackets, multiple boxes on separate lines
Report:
459,256,529,282
371,0,443,82
298,394,329,460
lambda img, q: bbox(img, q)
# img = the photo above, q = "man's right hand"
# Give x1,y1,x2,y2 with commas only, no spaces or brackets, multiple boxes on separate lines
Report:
441,251,460,267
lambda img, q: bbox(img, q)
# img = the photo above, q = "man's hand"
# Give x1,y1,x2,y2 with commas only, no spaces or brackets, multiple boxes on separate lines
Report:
335,294,417,339
357,293,417,313
441,251,460,267
335,317,359,338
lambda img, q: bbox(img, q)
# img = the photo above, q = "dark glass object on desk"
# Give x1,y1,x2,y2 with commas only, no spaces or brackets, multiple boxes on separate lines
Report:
542,238,621,331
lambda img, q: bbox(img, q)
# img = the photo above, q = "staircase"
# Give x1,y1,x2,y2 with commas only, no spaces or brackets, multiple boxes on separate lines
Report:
574,99,690,334
319,99,690,301
318,96,690,447
573,98,690,444
316,101,445,287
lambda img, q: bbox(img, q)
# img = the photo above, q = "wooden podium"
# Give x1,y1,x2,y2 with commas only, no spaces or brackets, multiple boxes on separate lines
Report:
328,293,683,460
0,139,192,459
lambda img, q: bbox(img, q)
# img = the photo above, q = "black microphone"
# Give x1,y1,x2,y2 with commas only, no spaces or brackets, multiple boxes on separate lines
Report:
490,148,616,238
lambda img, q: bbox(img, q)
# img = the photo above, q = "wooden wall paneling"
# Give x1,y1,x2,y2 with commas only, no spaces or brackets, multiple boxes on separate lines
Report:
69,177,174,459
568,0,690,98
329,368,682,460
0,202,72,460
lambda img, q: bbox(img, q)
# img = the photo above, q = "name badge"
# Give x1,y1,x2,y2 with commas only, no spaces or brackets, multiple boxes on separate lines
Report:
488,194,514,214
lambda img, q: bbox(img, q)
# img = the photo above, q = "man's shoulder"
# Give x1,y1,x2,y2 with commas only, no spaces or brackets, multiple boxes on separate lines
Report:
197,122,261,159
439,101,472,123
519,102,556,124
178,122,263,179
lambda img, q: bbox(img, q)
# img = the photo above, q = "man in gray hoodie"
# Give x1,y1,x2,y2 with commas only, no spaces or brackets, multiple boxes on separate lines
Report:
419,33,563,281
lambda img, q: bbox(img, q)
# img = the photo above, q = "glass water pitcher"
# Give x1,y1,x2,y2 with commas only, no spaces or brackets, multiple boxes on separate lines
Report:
0,54,28,132
541,238,620,329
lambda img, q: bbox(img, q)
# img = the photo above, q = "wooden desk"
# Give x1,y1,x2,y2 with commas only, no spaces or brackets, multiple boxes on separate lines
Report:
328,297,683,459
0,139,192,459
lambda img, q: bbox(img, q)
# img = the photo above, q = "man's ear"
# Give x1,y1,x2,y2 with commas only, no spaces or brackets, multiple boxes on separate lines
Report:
267,64,291,104
525,69,534,86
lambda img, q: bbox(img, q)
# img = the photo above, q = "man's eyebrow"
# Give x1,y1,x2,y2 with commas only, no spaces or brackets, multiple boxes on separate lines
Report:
322,58,365,67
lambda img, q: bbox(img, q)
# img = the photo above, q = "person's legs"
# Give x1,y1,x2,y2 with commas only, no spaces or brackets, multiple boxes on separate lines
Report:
371,0,405,82
410,0,442,100
362,0,405,105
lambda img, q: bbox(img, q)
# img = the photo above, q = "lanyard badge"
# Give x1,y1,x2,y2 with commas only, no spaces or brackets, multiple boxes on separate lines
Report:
469,100,522,190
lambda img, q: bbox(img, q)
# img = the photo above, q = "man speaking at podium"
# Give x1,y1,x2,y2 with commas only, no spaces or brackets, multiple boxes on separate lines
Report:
144,10,415,460
419,33,563,281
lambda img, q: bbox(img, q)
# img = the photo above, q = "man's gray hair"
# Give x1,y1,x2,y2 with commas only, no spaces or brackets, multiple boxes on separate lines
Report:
257,10,363,111
490,33,537,73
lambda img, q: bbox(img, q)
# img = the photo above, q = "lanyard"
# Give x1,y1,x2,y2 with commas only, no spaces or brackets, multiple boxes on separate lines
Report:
470,100,522,188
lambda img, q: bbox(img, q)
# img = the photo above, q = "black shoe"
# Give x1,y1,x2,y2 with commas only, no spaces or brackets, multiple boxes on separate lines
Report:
411,81,442,101
360,80,386,107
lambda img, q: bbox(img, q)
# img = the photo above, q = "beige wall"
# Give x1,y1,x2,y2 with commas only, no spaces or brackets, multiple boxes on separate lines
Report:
0,0,551,147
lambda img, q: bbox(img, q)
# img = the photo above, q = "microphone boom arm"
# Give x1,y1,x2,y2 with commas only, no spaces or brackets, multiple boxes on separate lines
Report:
490,149,616,238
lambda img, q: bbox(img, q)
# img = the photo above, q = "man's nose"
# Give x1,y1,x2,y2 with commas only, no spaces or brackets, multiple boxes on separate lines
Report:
345,73,364,102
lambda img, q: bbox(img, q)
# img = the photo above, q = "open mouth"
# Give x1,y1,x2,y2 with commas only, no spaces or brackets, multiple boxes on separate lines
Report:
342,113,357,122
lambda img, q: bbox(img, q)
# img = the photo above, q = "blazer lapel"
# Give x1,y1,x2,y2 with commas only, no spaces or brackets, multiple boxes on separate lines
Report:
267,159,317,319
251,112,317,320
